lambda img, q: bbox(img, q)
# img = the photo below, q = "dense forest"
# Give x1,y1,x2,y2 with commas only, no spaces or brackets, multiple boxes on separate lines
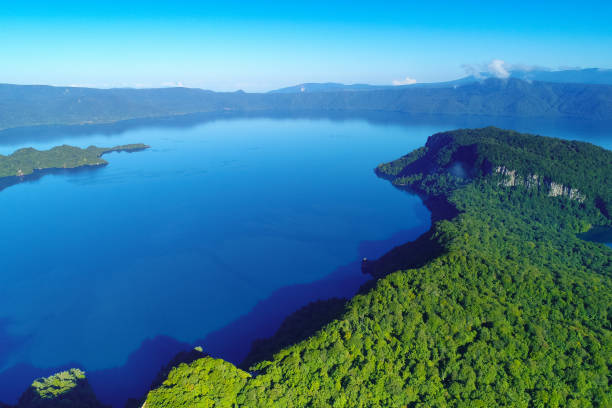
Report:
8,128,611,407
0,143,148,179
1,78,612,131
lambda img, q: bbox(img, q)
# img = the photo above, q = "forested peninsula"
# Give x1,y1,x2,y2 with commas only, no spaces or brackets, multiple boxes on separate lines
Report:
0,143,149,183
7,128,611,407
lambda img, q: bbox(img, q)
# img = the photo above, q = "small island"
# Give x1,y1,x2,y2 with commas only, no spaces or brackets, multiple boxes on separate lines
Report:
0,143,149,183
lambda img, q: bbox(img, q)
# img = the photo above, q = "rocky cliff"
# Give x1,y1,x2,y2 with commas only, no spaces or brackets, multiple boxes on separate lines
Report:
494,165,586,202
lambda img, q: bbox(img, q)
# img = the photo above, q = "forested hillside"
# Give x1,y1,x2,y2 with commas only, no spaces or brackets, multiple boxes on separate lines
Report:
1,79,612,131
136,128,611,407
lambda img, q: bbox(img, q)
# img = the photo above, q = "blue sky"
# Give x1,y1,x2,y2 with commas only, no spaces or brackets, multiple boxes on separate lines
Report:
1,1,611,91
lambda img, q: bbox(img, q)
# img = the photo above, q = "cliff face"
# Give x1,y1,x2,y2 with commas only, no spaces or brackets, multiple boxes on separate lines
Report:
375,127,611,218
495,166,586,202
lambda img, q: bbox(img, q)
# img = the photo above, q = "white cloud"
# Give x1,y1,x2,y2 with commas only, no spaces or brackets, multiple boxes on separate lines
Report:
161,81,185,88
461,63,482,79
462,59,512,79
392,76,417,86
487,59,510,78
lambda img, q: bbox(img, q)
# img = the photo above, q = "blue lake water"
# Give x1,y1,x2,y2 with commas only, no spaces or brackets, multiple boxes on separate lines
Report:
0,112,610,405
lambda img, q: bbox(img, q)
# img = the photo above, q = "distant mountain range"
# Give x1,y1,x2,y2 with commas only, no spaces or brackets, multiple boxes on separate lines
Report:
508,67,612,85
1,75,611,131
268,77,476,93
269,68,612,93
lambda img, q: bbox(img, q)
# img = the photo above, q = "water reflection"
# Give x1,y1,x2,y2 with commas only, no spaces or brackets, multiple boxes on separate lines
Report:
1,110,611,150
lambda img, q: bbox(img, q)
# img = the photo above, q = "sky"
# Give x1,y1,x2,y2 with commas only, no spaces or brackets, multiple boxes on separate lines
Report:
1,1,611,91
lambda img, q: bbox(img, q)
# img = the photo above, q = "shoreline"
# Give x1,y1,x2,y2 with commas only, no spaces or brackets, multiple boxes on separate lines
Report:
0,144,149,193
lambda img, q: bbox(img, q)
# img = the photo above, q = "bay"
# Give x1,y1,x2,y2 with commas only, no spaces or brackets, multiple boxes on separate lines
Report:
0,111,610,405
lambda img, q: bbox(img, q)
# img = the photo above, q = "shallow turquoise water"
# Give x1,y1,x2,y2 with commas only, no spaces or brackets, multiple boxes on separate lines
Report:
0,112,610,405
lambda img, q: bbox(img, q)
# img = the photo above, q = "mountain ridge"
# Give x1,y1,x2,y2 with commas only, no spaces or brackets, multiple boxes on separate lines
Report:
1,78,612,132
268,68,612,93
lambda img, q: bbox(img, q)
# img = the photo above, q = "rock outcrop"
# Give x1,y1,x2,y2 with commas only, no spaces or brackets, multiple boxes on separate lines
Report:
495,166,586,202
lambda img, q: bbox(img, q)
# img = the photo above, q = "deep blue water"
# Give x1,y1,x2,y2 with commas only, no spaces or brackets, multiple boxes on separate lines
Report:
0,112,610,406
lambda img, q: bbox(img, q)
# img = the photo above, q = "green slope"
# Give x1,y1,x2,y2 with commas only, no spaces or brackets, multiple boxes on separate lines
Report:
141,127,611,407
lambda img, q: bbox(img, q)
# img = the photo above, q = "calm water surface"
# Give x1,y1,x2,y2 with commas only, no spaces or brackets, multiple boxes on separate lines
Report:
0,117,434,372
0,113,610,404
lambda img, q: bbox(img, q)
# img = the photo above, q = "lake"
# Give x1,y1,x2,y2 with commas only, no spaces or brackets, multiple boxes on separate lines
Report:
0,111,610,406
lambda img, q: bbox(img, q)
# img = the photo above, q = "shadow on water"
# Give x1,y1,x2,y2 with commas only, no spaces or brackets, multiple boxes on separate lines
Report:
196,226,426,366
0,336,190,408
0,225,428,407
578,226,612,248
0,319,29,370
0,166,105,193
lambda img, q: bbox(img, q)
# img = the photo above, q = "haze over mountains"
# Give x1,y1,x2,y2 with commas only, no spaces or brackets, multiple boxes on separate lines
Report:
270,68,612,93
1,70,612,132
505,67,612,84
